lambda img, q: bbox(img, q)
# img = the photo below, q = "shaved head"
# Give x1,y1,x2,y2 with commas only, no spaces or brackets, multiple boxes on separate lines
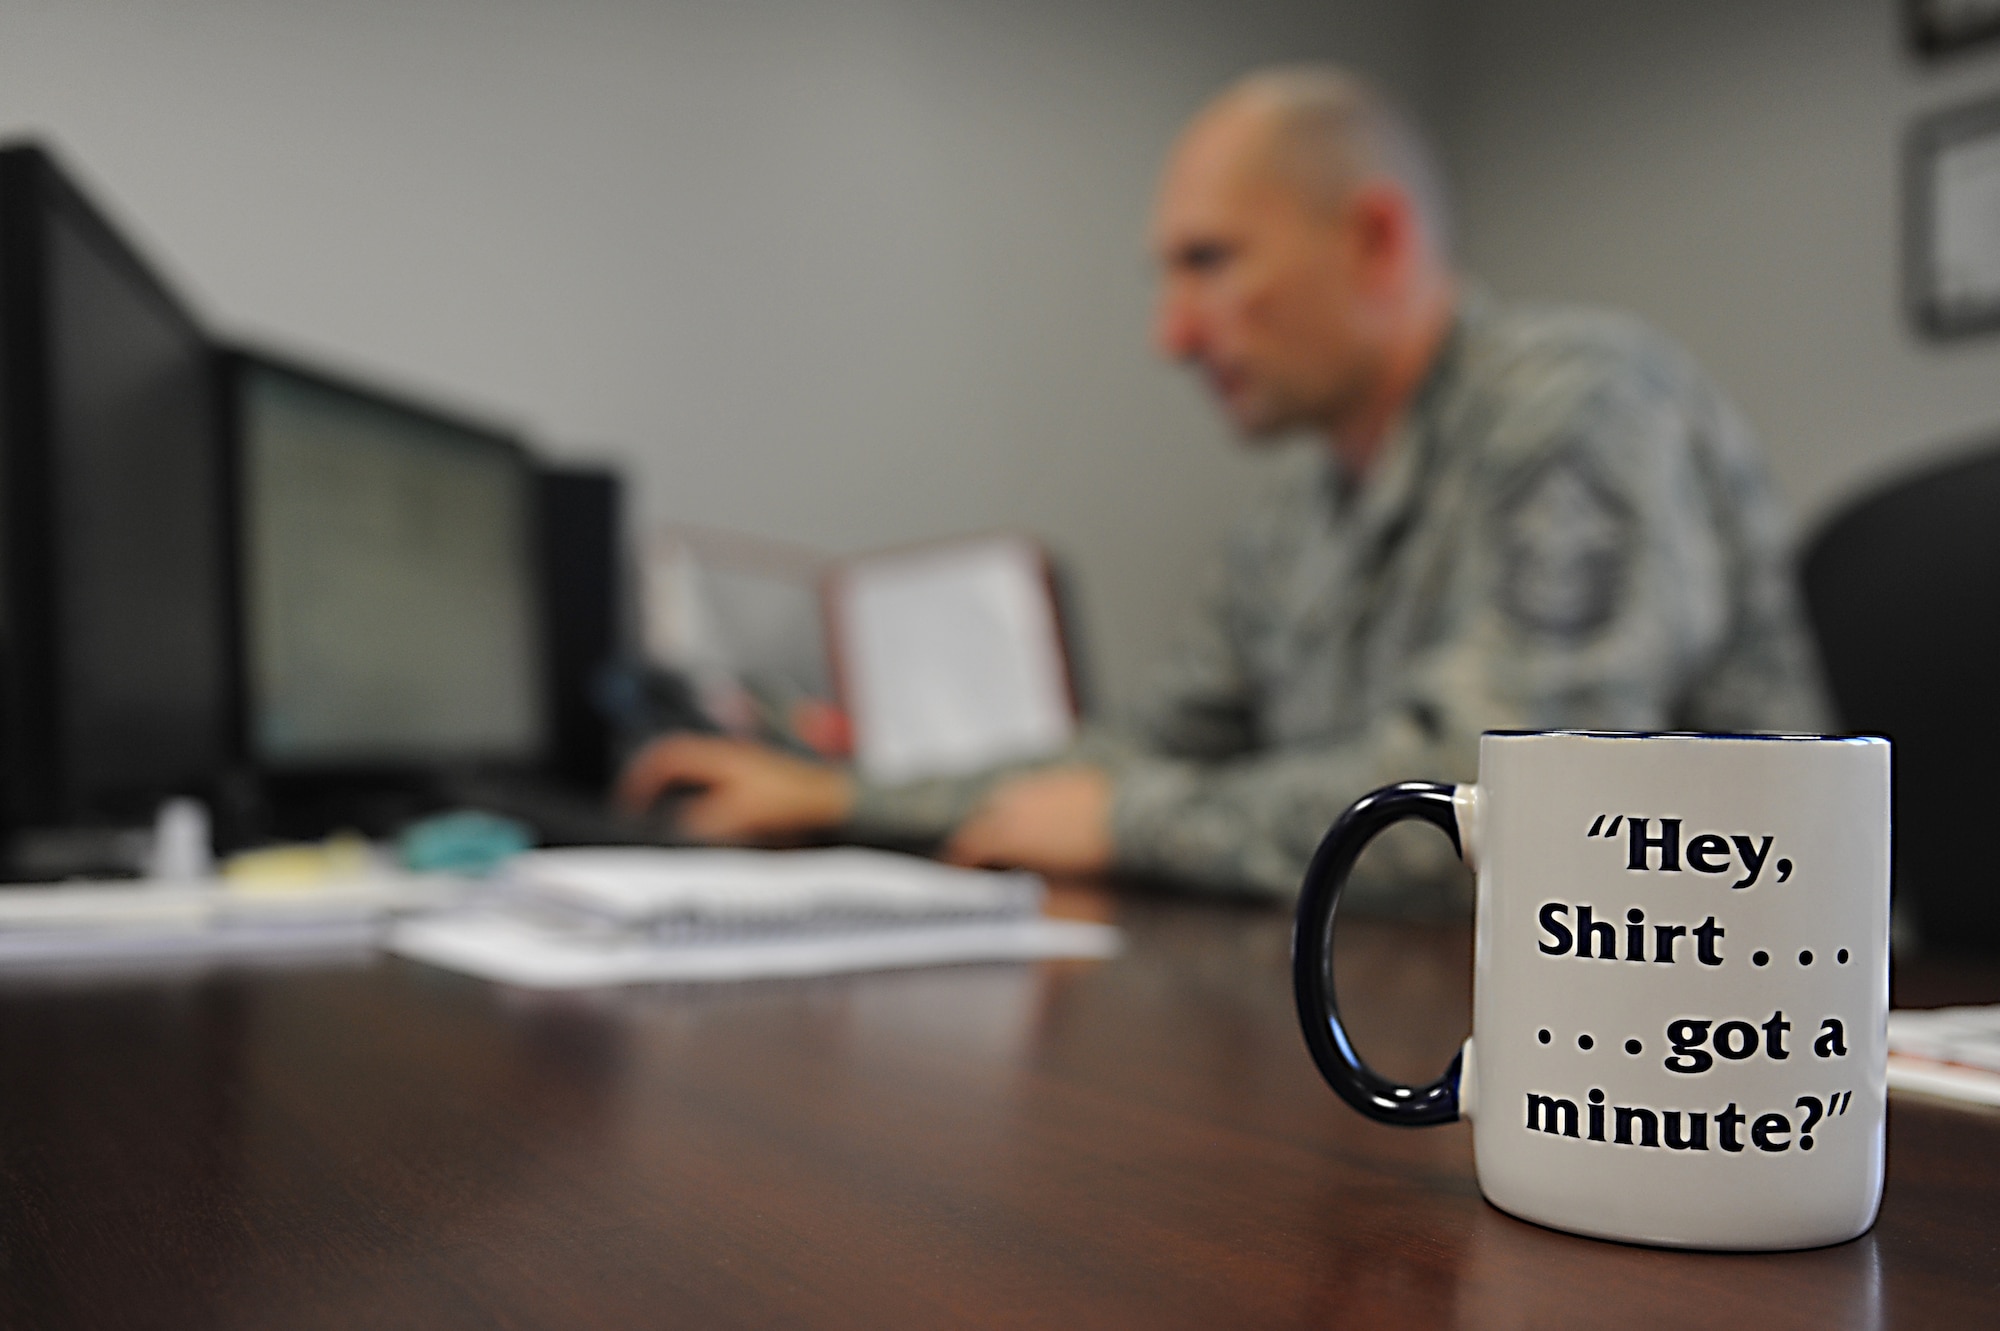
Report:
1150,65,1458,464
1204,66,1451,259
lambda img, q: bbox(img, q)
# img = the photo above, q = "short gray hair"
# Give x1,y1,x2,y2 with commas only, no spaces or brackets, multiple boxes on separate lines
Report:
1221,65,1453,258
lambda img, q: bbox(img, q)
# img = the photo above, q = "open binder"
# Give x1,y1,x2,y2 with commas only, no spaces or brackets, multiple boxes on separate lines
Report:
643,530,1081,782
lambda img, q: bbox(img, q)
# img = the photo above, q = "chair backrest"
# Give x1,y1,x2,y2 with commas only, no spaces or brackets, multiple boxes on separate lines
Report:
1801,440,2000,953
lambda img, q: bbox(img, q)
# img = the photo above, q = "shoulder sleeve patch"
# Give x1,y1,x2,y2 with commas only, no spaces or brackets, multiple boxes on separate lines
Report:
1496,451,1635,638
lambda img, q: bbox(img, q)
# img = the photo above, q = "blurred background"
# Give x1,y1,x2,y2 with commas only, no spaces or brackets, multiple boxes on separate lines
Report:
0,0,1995,708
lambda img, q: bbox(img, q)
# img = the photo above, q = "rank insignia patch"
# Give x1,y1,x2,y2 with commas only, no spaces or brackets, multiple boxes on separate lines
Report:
1498,452,1634,637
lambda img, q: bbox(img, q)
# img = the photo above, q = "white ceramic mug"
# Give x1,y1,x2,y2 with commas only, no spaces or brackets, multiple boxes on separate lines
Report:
1292,731,1889,1250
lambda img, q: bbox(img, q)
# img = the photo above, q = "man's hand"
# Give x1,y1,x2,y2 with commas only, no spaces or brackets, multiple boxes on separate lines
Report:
943,766,1115,876
617,734,854,843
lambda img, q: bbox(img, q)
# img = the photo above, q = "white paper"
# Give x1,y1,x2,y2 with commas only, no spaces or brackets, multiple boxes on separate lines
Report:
0,876,463,968
1888,1004,2000,1073
1886,1005,2000,1110
839,536,1075,783
389,911,1120,989
1887,1054,2000,1109
504,846,1042,926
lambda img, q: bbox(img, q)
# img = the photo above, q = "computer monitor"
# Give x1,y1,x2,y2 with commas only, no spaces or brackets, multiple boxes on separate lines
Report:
538,467,624,792
226,352,547,778
0,142,232,831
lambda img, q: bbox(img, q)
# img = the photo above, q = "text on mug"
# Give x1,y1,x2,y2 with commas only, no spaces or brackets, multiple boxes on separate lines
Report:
1585,815,1792,889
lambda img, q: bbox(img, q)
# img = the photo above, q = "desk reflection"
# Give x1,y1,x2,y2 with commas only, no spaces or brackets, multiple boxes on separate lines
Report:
1449,1206,1882,1331
0,893,1982,1328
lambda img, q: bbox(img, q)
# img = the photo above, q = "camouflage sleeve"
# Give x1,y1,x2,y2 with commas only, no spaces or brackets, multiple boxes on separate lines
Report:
840,767,1005,847
1107,713,1476,914
1124,554,1262,761
1108,342,1827,908
1672,390,1833,734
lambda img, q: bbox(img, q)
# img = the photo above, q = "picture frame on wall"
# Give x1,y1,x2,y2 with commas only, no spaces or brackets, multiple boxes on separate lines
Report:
1907,95,2000,338
1906,0,2000,58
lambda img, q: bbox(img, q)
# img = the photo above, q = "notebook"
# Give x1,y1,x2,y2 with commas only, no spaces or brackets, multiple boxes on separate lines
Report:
390,846,1119,988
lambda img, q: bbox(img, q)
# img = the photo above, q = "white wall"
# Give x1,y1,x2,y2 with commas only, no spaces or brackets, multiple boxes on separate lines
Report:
0,0,1439,708
11,0,1979,716
1438,0,2000,533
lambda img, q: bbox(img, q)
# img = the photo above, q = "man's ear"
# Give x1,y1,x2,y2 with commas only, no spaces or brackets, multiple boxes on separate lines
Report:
1346,181,1419,289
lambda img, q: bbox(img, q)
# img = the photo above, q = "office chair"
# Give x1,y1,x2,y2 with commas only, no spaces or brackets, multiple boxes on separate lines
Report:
1800,438,2000,954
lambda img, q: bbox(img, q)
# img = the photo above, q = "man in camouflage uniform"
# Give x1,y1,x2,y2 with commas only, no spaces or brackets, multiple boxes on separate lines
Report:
619,67,1828,910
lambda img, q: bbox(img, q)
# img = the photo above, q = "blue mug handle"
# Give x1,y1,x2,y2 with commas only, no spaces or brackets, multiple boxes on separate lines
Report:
1291,781,1465,1126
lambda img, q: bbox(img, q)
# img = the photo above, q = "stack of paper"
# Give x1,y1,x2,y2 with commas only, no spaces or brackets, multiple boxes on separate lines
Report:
504,846,1043,933
0,876,464,969
389,847,1120,989
1887,1005,2000,1108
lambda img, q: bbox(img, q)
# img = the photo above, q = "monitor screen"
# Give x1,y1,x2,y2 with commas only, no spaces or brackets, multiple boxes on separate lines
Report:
236,359,545,769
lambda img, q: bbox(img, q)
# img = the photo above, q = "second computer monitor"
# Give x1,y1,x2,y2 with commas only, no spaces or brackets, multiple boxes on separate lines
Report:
230,353,546,773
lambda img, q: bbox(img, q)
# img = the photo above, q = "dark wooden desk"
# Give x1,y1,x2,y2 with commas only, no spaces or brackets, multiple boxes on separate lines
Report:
0,886,1993,1329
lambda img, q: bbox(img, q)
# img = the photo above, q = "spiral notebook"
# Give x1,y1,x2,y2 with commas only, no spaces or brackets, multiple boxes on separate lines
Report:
388,847,1120,988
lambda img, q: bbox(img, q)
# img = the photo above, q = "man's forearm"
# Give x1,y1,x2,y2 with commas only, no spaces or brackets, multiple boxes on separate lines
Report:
1104,715,1477,909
